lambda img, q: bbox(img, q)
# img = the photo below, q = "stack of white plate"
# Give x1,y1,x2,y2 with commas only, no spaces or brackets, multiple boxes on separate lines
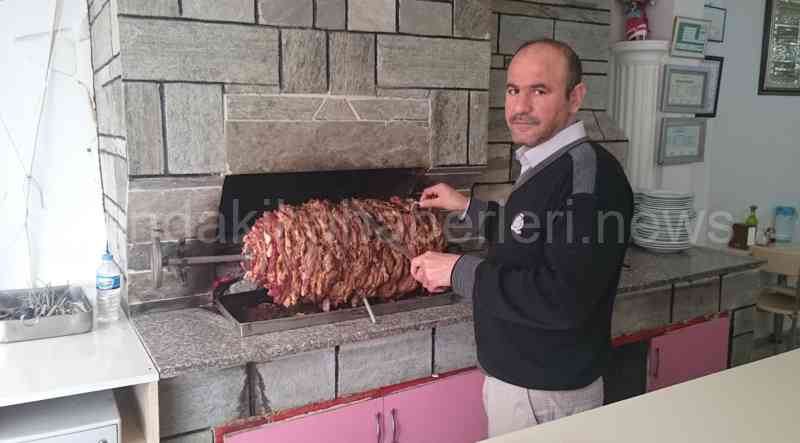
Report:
633,190,695,253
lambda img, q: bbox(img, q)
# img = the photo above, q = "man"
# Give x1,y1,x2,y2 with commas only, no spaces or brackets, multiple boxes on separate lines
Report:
410,39,633,437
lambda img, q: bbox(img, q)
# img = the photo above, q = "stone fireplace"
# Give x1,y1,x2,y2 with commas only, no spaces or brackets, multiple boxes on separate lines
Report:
89,0,628,307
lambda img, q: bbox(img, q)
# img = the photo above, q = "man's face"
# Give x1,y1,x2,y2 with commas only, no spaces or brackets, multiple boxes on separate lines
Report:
505,45,586,147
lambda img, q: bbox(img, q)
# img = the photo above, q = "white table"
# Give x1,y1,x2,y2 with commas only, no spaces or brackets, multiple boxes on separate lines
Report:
482,349,800,443
0,283,159,442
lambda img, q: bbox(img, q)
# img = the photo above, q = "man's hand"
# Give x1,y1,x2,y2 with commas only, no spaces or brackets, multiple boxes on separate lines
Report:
419,183,469,212
410,251,461,293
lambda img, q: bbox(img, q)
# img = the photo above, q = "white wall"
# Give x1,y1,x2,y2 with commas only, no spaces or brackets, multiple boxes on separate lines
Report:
0,0,105,290
705,0,800,243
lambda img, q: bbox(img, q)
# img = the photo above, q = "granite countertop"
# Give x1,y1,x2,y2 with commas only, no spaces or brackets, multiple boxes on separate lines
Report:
133,246,763,378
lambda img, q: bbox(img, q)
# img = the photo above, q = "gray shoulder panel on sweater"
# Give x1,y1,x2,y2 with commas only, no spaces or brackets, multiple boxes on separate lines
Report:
568,142,597,195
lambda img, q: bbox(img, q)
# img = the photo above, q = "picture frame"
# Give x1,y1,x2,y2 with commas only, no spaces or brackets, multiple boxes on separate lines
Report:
696,56,724,118
759,0,800,95
670,16,710,59
660,64,711,113
657,118,707,166
704,5,727,43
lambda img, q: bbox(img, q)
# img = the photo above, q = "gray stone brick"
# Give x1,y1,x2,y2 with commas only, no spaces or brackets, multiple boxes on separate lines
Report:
489,69,505,108
498,15,552,55
555,21,610,60
223,84,280,95
127,176,223,243
105,218,128,274
338,330,432,395
730,332,753,367
600,142,628,170
594,111,626,140
164,84,224,174
435,322,477,373
611,287,672,337
162,429,213,443
99,150,128,211
732,306,755,335
454,0,491,39
348,0,395,32
159,366,249,437
432,90,468,165
378,35,490,89
479,144,510,182
469,91,489,165
110,0,120,56
89,0,107,21
488,108,510,143
329,32,375,95
225,121,430,173
349,98,429,121
721,269,760,311
315,98,358,121
94,55,122,86
282,29,327,93
125,82,163,175
377,88,431,98
582,75,608,110
252,349,335,413
490,13,498,52
491,55,505,68
98,133,127,158
583,61,609,75
91,3,113,69
225,95,324,121
183,0,254,23
399,0,452,36
577,111,602,140
118,0,179,16
316,0,346,29
118,17,279,84
258,0,313,26
492,0,610,25
95,78,126,136
673,277,720,323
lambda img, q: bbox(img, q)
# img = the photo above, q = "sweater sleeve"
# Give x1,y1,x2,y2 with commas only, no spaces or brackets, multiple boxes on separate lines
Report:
456,197,503,241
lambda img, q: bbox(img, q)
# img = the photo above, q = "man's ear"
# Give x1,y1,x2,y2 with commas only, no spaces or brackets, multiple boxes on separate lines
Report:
569,82,587,114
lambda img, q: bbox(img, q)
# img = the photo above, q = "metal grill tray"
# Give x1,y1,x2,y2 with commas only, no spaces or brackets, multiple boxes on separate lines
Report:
215,289,459,337
0,286,93,343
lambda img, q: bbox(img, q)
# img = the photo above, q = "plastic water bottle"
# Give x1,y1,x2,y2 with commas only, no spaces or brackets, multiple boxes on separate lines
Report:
96,248,122,322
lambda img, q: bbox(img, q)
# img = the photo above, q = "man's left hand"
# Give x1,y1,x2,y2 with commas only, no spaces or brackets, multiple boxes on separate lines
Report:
410,252,461,293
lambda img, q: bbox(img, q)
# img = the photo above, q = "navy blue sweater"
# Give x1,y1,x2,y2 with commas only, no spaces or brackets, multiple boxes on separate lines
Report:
451,139,633,390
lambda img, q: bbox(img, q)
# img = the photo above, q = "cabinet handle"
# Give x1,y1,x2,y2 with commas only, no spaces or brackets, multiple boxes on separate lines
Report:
652,347,660,378
391,408,398,443
376,412,382,443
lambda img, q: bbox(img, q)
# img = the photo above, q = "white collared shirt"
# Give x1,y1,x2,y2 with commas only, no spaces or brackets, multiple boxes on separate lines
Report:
515,120,586,176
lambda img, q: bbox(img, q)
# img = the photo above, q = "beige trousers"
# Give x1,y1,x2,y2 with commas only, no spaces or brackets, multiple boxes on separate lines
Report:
482,375,604,438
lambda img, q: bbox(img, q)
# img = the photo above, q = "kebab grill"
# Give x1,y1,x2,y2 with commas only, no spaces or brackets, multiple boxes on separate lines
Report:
146,168,463,336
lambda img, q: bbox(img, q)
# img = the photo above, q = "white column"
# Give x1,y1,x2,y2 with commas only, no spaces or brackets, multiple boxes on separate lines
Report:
609,40,669,192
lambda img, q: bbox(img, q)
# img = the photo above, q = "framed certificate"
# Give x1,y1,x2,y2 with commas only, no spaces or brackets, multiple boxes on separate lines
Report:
759,0,800,95
704,6,727,43
696,55,724,118
660,64,710,113
670,16,709,59
657,118,707,165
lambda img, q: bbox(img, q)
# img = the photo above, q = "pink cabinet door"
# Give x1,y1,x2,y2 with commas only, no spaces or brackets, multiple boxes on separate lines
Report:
647,317,730,392
224,398,383,443
382,369,487,443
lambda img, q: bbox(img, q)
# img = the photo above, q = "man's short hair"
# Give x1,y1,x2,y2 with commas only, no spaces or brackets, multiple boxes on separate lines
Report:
513,39,583,97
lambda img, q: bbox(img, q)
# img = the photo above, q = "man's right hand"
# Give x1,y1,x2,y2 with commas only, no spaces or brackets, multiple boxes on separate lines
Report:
419,183,469,212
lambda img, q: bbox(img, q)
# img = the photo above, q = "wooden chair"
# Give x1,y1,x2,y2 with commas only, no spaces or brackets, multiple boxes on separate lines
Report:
751,246,800,350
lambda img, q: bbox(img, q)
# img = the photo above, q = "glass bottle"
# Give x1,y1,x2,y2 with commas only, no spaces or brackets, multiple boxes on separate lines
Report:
745,205,758,247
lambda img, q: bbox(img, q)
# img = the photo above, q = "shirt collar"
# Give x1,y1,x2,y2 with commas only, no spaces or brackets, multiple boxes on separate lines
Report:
515,121,587,172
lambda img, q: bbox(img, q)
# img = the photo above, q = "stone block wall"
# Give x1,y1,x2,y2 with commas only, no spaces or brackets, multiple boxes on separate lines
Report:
87,0,493,302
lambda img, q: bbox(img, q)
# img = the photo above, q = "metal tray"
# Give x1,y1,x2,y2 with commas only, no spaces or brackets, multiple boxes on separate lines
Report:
0,286,93,343
215,290,459,337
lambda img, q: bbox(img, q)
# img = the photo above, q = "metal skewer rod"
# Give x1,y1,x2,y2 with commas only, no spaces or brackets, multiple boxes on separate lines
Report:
362,297,377,324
